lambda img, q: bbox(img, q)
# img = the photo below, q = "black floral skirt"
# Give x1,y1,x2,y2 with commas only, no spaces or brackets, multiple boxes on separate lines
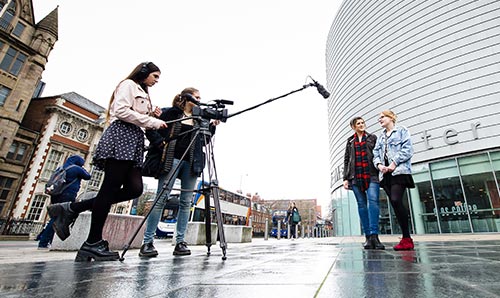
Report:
92,120,145,170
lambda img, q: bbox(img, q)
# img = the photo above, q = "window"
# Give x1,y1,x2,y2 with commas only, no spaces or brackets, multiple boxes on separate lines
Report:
7,140,28,162
59,122,72,135
42,150,64,179
88,168,103,189
0,85,11,106
77,129,89,141
0,0,14,32
0,176,14,214
0,47,27,76
12,22,25,37
32,81,45,98
26,195,48,221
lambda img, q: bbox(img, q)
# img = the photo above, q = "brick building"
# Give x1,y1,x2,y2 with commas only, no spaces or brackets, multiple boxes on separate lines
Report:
0,1,58,219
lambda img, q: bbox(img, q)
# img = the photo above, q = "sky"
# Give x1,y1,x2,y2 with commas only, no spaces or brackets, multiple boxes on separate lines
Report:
33,1,342,214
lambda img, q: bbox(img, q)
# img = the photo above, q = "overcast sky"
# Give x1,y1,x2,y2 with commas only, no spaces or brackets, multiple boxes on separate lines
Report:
34,1,342,213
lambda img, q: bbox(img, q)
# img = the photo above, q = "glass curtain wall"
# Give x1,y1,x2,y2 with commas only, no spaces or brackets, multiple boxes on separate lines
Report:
332,150,500,236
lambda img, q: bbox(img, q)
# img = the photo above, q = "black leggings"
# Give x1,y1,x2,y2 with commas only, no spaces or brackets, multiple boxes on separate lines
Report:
382,183,411,238
70,159,143,244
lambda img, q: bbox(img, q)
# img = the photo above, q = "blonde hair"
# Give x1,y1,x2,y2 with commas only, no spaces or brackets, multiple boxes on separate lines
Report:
381,110,397,123
172,87,199,110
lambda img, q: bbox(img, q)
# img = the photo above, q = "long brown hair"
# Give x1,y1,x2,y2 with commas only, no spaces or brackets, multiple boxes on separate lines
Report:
106,62,161,122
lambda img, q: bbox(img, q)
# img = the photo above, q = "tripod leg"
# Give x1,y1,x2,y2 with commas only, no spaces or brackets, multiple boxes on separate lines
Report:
203,188,212,255
119,164,179,261
211,180,227,260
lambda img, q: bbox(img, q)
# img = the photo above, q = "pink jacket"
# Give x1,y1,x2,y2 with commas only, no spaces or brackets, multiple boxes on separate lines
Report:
108,79,164,129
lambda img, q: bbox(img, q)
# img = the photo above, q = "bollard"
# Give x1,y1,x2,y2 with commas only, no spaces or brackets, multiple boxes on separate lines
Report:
264,218,269,241
294,223,298,239
301,224,305,239
277,220,281,240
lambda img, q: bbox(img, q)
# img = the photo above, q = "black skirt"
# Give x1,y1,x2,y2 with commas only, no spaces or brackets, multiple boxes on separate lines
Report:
380,173,415,189
92,120,145,170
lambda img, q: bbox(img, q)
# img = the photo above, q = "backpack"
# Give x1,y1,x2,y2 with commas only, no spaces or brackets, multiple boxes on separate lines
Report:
292,210,301,224
44,165,78,196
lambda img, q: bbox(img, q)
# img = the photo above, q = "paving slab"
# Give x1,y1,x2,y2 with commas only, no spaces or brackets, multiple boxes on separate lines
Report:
1,234,500,298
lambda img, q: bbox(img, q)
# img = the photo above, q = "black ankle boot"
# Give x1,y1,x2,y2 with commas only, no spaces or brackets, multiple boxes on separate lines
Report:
47,202,78,241
75,240,119,262
139,242,158,257
370,234,385,250
363,235,374,249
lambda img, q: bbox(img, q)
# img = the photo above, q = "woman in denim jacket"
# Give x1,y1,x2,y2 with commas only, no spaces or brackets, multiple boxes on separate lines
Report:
373,110,415,251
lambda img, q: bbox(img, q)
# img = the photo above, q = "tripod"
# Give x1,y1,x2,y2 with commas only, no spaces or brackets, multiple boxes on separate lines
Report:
120,115,227,261
119,77,329,261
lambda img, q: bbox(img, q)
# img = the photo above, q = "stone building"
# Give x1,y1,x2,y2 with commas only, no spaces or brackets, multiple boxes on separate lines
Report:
0,1,58,219
12,92,106,224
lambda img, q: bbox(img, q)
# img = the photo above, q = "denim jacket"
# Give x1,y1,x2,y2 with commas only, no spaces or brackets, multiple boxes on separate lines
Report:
372,125,413,181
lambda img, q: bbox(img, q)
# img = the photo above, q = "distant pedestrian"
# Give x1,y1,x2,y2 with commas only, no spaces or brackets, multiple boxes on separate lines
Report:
38,155,90,249
47,62,167,261
343,116,385,250
287,202,301,239
373,110,415,251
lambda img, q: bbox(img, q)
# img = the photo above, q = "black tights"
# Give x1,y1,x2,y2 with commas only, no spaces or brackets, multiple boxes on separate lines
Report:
382,183,411,238
70,159,143,244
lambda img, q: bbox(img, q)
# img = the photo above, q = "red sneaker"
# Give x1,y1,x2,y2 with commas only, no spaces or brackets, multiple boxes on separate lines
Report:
393,237,414,251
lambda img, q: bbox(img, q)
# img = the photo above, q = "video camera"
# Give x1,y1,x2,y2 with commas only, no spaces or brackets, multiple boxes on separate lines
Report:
192,100,231,122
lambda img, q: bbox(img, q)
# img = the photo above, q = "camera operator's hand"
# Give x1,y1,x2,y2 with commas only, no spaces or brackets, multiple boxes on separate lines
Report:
153,106,162,117
211,120,221,126
158,122,167,129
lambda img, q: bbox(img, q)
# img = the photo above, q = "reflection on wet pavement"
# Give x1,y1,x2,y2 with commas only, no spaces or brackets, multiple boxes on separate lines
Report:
1,238,500,297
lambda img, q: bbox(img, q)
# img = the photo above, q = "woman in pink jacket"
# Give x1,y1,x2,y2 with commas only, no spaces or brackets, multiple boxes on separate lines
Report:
48,62,167,262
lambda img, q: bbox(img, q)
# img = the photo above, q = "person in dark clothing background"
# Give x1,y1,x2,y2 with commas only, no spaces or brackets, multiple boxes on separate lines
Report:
38,155,91,249
286,202,301,239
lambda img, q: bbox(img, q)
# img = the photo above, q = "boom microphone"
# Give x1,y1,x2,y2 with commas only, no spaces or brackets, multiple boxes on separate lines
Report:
311,78,331,99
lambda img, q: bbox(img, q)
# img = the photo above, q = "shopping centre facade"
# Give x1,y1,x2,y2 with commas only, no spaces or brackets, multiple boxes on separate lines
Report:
326,0,500,236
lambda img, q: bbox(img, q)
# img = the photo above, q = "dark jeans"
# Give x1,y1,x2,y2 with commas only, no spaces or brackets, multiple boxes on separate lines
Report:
38,217,56,248
290,224,297,238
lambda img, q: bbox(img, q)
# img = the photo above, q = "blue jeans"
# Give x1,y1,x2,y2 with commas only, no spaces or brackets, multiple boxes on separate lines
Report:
38,217,56,248
352,182,380,236
143,159,197,244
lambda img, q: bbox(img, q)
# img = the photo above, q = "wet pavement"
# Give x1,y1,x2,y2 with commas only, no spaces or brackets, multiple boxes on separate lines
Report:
1,234,500,297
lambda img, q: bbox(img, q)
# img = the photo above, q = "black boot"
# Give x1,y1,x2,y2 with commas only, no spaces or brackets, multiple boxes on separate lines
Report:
47,202,78,241
370,234,385,250
139,242,158,257
75,240,119,262
363,235,374,249
173,241,191,256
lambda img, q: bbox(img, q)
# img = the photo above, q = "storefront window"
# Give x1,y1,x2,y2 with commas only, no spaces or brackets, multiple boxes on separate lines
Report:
410,163,438,234
429,159,471,233
458,154,498,232
488,151,500,230
378,190,392,235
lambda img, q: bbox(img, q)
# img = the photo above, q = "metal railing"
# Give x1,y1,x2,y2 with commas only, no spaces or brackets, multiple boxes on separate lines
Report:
0,217,44,235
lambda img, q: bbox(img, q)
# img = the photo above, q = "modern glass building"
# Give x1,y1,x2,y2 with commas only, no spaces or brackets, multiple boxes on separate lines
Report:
326,0,500,236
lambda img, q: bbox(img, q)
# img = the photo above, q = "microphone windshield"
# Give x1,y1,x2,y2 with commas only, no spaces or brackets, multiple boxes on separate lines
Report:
316,83,331,99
